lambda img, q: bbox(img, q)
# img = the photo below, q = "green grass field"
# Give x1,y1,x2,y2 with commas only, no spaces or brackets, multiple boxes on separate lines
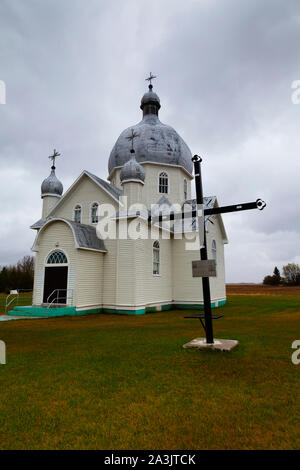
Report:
0,294,299,450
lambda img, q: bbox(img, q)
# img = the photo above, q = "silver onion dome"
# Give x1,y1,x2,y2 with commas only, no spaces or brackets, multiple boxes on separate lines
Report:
140,87,161,110
120,150,145,183
41,167,63,197
108,84,193,175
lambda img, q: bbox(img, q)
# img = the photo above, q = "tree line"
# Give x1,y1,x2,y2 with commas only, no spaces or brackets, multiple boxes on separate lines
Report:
263,264,300,286
0,255,34,293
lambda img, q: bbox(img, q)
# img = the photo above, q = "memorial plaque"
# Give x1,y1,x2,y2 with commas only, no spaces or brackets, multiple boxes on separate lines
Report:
192,260,217,277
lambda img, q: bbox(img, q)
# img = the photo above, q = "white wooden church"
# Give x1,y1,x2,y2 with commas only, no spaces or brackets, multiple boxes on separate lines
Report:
28,80,228,316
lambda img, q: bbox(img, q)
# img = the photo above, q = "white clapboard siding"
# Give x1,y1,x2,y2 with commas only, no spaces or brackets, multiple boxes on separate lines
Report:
112,164,192,208
75,249,104,308
42,195,60,219
135,232,173,306
172,218,226,302
102,238,118,307
115,237,136,306
53,174,119,224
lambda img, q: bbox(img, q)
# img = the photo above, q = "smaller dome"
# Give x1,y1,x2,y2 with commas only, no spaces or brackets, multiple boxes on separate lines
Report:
120,151,145,184
140,85,161,111
41,167,63,197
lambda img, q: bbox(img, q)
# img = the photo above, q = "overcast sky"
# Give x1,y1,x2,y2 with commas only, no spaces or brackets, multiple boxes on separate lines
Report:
0,0,300,282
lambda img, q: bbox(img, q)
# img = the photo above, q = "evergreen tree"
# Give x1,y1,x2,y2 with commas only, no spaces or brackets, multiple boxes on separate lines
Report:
273,266,281,285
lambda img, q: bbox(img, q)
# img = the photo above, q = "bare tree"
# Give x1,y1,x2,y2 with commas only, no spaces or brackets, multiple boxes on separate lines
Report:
282,263,300,286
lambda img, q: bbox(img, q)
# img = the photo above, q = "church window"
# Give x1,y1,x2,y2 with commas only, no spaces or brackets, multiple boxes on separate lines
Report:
47,251,68,264
184,179,187,200
153,240,160,275
74,204,82,223
159,172,168,194
91,202,99,224
212,240,217,261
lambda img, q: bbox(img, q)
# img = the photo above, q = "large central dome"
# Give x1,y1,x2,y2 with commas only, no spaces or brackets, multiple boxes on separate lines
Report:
108,85,193,175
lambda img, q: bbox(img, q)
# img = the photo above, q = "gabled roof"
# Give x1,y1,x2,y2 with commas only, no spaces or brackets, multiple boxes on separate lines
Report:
44,170,123,220
84,171,122,201
32,218,107,253
30,219,44,230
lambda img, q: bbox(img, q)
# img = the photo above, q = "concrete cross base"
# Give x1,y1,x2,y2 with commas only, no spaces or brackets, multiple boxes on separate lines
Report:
183,337,238,352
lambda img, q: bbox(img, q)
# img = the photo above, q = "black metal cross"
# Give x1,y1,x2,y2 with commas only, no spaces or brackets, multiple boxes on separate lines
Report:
126,129,139,152
147,156,266,345
145,72,157,86
48,149,61,168
191,155,266,344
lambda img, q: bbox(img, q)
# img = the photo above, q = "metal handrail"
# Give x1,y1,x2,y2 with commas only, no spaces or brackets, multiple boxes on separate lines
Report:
4,289,33,314
5,292,18,314
46,289,74,310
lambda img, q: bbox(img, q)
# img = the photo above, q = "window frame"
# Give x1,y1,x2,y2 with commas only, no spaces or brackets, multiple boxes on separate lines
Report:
73,204,82,224
158,171,169,194
183,178,187,200
90,201,99,224
45,249,68,266
152,240,160,276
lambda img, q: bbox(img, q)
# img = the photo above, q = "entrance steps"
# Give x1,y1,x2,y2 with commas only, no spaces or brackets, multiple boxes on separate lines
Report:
9,305,77,318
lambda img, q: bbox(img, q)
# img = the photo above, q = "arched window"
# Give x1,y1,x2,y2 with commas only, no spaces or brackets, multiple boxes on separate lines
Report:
184,179,187,200
159,172,168,194
212,240,217,261
74,204,81,223
47,251,68,264
153,240,160,275
91,202,99,224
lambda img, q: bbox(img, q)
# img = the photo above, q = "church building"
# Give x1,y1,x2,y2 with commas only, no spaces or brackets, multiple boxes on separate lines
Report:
28,79,228,316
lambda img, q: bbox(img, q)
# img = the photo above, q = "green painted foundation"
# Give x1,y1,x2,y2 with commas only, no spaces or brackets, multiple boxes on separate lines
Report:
10,306,102,318
10,300,226,318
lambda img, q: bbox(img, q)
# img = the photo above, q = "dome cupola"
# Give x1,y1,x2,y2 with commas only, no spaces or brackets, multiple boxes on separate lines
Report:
108,74,193,176
140,84,161,116
120,149,145,184
41,149,63,197
41,168,63,197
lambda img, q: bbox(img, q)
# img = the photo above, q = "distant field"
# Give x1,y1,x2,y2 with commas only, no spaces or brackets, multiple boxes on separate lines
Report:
226,284,300,295
0,294,299,450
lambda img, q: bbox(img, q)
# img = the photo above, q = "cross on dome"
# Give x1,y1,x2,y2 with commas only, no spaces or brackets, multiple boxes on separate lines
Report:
145,72,157,88
126,129,139,153
48,149,61,169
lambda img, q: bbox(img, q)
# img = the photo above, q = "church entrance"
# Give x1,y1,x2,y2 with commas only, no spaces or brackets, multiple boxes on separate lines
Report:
43,250,69,304
43,266,68,304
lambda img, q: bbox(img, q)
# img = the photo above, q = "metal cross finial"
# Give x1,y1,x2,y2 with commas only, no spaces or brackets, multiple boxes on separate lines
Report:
48,149,61,168
126,129,139,152
145,72,157,86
